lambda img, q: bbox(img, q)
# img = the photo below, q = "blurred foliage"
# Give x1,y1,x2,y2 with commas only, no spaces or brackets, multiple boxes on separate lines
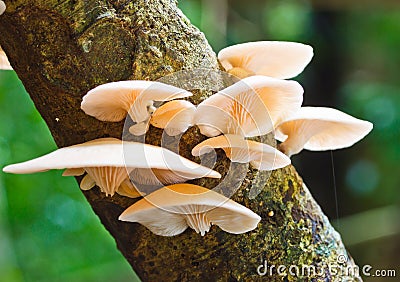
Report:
0,72,138,281
1,0,399,281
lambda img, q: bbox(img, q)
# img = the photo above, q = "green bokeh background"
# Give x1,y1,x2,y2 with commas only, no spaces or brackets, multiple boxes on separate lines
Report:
1,1,399,281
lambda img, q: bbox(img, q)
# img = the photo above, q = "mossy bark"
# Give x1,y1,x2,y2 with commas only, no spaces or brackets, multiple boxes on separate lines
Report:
0,1,361,281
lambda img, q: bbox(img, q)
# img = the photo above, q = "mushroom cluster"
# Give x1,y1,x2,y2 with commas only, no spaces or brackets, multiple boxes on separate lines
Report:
81,80,193,135
3,40,373,237
211,41,372,158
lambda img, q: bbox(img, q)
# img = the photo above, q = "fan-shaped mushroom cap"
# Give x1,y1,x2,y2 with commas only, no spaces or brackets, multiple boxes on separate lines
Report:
119,183,261,236
81,81,192,135
150,100,196,136
192,134,290,171
218,41,313,79
275,107,373,156
0,47,12,70
194,75,303,137
3,138,221,196
0,1,5,15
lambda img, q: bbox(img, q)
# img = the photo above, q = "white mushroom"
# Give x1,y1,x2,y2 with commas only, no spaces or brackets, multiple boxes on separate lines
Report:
0,2,11,70
192,134,290,171
81,81,192,135
218,41,313,79
0,1,5,16
150,100,196,136
0,47,12,70
194,75,303,137
3,138,221,197
275,107,373,157
119,183,261,236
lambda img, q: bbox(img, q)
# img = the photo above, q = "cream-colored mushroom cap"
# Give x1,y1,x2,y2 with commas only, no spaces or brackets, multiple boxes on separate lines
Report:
218,41,313,79
192,134,290,171
275,107,373,156
150,100,196,136
0,47,12,70
81,80,192,124
119,183,261,236
1,3,12,70
194,75,303,137
3,138,221,196
0,1,5,16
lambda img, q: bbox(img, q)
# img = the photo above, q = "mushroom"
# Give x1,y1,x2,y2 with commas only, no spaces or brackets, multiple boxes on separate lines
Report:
192,134,290,171
150,100,196,136
81,81,192,135
0,1,5,16
275,107,373,157
0,47,12,70
194,75,303,137
119,183,261,236
218,41,313,79
3,138,221,197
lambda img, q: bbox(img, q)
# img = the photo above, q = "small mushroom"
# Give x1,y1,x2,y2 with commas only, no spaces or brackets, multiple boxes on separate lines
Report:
119,183,261,236
3,138,221,197
0,47,12,70
275,107,373,157
0,1,5,15
218,41,313,79
192,134,290,171
81,81,192,135
150,100,196,136
194,75,303,137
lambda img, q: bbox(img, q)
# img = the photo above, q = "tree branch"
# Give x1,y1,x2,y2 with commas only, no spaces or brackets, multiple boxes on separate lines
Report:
0,1,361,280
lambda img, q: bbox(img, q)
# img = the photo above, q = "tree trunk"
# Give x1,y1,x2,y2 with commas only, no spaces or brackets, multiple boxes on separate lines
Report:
0,1,361,281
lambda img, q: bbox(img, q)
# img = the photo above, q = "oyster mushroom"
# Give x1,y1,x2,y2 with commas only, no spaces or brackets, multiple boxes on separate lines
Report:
119,183,261,236
0,47,12,70
192,134,290,171
0,1,5,15
3,138,221,197
218,41,313,79
194,75,303,137
150,100,196,136
81,81,192,135
275,107,373,157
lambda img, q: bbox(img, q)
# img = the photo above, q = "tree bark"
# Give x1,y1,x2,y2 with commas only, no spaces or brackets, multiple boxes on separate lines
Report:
0,1,361,281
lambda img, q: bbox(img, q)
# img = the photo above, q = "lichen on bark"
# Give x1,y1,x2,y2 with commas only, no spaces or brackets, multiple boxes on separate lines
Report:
0,0,361,281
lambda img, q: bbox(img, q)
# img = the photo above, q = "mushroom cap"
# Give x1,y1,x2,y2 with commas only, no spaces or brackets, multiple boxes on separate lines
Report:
194,75,303,137
192,134,290,171
0,47,12,70
0,1,5,16
150,100,196,136
275,107,373,155
119,183,261,236
218,41,313,79
2,138,221,181
81,80,192,122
